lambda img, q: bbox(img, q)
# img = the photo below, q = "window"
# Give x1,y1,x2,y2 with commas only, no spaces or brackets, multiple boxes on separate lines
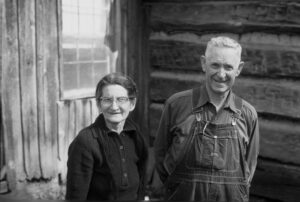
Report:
60,0,111,99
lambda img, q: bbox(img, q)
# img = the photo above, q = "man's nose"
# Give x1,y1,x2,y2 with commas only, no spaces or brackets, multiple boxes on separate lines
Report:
217,68,226,78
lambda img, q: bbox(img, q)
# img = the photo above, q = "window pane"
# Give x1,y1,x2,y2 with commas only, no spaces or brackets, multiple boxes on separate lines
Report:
93,46,107,60
63,47,77,62
93,62,109,83
79,46,92,61
61,0,110,99
79,63,93,88
62,64,78,91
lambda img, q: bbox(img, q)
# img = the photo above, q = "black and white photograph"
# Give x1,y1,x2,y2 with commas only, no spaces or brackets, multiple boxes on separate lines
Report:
0,0,299,202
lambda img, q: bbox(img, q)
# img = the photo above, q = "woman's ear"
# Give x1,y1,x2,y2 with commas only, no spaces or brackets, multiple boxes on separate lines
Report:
129,98,136,111
96,100,102,113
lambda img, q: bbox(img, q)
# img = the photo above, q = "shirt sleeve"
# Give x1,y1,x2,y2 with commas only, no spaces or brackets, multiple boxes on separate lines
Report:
245,109,260,184
154,101,171,183
66,131,94,200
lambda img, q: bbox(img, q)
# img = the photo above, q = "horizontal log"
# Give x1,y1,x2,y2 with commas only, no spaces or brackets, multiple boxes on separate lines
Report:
145,0,294,3
149,3,300,34
149,103,300,164
259,119,300,164
150,71,201,102
150,39,300,78
151,22,300,36
150,71,300,118
251,159,300,202
150,40,204,71
233,78,300,119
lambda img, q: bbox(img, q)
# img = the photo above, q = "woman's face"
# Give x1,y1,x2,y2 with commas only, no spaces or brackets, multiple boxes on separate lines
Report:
98,84,136,126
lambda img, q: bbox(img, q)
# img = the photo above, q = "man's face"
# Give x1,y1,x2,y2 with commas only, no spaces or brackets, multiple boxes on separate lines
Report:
201,46,244,96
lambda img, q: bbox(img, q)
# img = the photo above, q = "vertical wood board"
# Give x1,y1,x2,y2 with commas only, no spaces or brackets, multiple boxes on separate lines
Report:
68,101,76,141
2,0,25,186
75,100,83,136
82,99,91,127
18,0,40,179
57,98,95,183
90,98,98,123
35,0,59,179
57,101,70,183
0,0,4,176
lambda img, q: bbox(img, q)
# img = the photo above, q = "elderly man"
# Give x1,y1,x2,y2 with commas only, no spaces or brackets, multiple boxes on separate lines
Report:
154,36,259,201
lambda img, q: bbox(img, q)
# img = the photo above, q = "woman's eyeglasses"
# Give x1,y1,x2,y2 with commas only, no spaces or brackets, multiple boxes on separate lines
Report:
99,97,132,106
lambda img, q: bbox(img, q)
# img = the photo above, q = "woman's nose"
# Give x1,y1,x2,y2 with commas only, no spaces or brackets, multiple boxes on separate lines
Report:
110,100,119,109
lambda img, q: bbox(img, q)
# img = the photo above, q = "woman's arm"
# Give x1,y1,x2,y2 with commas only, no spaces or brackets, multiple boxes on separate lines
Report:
66,131,94,200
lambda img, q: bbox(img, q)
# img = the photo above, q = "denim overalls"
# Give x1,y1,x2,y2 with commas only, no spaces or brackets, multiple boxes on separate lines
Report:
163,88,249,202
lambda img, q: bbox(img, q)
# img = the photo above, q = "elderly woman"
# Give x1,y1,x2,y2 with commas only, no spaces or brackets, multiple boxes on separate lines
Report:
66,73,148,200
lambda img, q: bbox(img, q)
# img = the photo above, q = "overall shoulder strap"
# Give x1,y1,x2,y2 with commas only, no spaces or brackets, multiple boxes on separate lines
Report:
164,87,201,175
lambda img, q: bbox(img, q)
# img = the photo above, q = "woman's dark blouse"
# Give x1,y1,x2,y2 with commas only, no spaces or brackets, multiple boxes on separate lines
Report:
66,114,148,200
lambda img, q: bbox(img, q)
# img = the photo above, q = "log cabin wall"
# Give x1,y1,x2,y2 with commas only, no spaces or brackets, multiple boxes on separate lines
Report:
144,0,300,201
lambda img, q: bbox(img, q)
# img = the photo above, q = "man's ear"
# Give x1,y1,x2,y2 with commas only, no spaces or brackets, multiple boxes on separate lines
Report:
200,55,206,72
236,61,244,77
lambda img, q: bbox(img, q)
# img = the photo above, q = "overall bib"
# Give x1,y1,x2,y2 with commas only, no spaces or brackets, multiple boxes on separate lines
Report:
164,88,249,202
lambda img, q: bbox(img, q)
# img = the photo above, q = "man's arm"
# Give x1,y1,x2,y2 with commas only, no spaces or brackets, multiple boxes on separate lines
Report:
246,110,260,184
154,102,171,183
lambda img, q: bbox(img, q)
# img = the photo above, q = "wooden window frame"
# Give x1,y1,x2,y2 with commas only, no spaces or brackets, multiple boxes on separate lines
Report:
57,0,115,100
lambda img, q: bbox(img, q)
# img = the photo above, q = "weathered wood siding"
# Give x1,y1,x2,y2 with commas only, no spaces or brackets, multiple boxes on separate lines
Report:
144,0,300,201
57,98,98,183
0,0,4,178
1,0,144,197
1,0,102,188
2,0,60,185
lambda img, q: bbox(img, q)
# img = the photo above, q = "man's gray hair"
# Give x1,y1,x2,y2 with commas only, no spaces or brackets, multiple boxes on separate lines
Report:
205,36,242,58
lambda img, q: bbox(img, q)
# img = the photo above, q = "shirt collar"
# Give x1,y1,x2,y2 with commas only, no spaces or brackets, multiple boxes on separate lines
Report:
193,84,240,114
223,90,241,114
193,84,210,111
94,114,137,136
